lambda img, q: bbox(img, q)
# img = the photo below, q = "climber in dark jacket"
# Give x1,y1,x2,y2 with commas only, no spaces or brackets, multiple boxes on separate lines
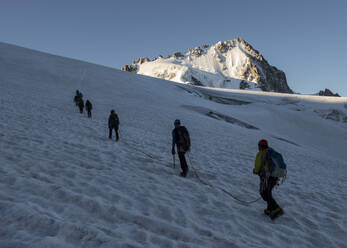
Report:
108,109,119,141
78,98,84,114
74,90,83,106
172,119,190,177
85,100,93,118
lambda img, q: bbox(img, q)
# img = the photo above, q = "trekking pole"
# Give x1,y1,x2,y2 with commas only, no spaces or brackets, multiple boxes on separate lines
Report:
173,155,176,168
106,121,108,139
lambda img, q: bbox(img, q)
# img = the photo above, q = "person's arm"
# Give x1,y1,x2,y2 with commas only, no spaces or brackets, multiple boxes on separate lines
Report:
253,152,262,175
186,129,191,148
116,114,119,125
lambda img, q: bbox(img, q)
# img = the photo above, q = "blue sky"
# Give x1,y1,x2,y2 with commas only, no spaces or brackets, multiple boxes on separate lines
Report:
1,0,346,96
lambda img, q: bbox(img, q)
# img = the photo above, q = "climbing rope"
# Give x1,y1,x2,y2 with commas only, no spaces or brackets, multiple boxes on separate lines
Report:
114,133,261,205
121,138,156,160
187,153,261,205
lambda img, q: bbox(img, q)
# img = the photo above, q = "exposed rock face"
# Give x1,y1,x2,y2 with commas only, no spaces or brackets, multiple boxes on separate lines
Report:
234,38,292,93
318,89,340,97
326,110,342,121
191,76,204,86
121,64,137,73
239,80,250,90
315,109,347,123
122,38,293,93
215,41,231,53
173,52,184,59
135,57,150,64
190,46,204,56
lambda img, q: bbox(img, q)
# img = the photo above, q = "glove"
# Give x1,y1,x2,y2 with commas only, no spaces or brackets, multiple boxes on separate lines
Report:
253,168,258,175
171,148,176,155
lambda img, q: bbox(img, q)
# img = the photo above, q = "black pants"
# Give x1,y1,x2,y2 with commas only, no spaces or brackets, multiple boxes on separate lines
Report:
87,109,92,118
79,106,84,113
109,127,119,140
178,152,189,176
260,176,280,211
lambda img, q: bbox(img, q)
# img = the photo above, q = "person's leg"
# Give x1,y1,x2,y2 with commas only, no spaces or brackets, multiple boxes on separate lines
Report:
267,177,280,211
109,128,112,139
260,178,270,210
178,152,188,176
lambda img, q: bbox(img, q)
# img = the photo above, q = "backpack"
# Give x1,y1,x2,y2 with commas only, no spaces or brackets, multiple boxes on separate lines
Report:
109,113,119,127
175,126,190,152
268,148,287,178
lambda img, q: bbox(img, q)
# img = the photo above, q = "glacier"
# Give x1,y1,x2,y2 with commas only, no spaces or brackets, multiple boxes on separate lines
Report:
0,42,347,247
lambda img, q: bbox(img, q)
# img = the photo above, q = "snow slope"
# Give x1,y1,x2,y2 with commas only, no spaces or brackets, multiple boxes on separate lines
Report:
1,42,347,248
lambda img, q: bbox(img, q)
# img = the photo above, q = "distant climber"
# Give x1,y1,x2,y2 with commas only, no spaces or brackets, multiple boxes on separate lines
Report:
108,109,119,141
85,100,93,118
171,119,190,177
78,98,84,114
74,90,83,106
253,139,284,220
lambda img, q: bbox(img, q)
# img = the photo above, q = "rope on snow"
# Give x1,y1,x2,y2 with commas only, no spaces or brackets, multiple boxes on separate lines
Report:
186,153,261,205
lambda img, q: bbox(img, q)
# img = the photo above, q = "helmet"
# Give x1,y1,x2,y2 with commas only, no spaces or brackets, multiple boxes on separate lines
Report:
174,119,181,125
111,109,115,114
258,139,268,147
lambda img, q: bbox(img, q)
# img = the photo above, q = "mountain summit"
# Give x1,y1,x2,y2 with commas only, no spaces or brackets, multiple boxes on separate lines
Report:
122,38,293,93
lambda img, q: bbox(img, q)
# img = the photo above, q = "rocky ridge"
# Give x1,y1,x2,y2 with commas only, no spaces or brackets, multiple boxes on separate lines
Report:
122,38,293,93
318,88,340,97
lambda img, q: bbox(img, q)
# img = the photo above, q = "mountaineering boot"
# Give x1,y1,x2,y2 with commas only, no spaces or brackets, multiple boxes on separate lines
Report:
182,168,189,178
180,167,190,178
264,209,271,216
270,207,284,220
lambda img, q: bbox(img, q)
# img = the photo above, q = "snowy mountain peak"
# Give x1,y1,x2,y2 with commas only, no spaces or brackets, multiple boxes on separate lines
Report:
122,38,293,93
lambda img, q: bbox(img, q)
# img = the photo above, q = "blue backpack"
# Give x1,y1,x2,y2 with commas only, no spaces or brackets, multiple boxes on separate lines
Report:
268,148,287,178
